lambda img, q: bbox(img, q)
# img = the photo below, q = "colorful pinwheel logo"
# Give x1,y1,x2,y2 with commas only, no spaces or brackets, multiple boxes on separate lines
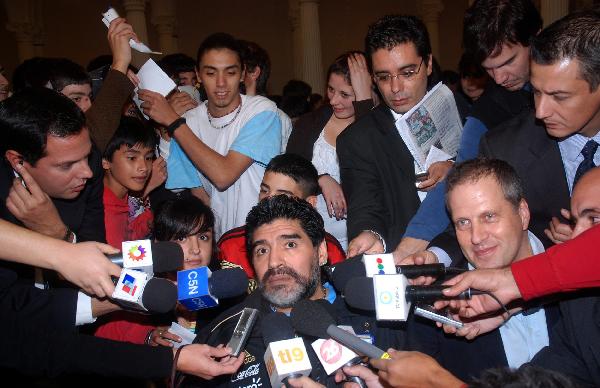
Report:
128,245,146,261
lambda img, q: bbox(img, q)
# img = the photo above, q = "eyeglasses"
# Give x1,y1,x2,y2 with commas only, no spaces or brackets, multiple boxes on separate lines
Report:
373,58,425,85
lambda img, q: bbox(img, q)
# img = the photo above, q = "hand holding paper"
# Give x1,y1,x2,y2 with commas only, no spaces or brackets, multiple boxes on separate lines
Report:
131,59,177,120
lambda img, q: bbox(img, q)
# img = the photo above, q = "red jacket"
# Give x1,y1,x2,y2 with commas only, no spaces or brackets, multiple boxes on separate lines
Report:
103,187,153,249
217,225,346,278
512,224,600,300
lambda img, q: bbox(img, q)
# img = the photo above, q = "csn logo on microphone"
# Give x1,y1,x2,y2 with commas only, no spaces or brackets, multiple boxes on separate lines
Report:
363,253,396,277
112,268,148,302
122,239,153,269
373,274,411,321
177,266,217,310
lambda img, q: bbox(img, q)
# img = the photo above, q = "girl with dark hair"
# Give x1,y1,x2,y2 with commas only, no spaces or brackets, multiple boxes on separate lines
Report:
95,196,250,347
286,52,375,251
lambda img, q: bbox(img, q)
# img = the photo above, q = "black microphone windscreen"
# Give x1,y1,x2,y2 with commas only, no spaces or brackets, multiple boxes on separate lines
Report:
209,268,248,299
261,312,295,346
329,256,366,291
344,277,375,311
151,242,184,272
290,299,336,338
142,277,177,313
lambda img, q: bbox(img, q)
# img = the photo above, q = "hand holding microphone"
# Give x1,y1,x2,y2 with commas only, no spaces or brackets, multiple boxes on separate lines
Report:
435,267,521,318
369,349,464,388
334,364,384,388
56,241,122,298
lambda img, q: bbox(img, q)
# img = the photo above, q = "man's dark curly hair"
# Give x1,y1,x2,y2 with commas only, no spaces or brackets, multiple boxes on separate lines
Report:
245,195,325,255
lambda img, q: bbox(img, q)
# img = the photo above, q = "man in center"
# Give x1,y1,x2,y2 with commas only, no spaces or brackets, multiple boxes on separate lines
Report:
187,195,404,388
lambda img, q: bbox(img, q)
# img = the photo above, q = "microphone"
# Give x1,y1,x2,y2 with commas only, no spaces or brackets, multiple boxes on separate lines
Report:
304,301,366,387
262,313,312,388
106,240,184,274
290,299,390,360
328,254,465,291
111,268,177,313
344,275,484,320
177,267,248,311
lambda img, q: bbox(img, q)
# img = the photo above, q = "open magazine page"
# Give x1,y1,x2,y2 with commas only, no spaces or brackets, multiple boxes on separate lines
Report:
395,82,463,171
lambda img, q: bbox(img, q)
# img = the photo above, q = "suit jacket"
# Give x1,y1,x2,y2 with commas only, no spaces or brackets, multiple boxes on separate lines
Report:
479,110,571,248
0,267,173,379
337,104,420,249
408,257,561,382
532,290,600,387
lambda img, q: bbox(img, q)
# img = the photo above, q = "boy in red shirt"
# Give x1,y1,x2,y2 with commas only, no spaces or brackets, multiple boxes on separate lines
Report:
102,117,163,248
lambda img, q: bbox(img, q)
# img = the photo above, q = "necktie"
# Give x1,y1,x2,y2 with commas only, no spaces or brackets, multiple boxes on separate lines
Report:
573,140,599,187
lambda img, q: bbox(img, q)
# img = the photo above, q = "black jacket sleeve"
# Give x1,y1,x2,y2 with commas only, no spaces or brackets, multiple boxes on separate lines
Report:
0,268,172,378
77,146,106,243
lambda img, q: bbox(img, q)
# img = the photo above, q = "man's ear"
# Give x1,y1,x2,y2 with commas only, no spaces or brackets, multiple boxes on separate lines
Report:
518,198,531,231
317,239,328,266
248,66,261,82
426,54,433,77
306,195,318,207
5,150,24,169
195,67,202,85
101,158,111,170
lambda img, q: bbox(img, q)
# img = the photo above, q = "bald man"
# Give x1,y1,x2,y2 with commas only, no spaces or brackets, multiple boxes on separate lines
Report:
569,166,600,238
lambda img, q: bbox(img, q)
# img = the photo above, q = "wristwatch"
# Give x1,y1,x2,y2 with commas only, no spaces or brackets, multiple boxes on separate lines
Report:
166,117,186,137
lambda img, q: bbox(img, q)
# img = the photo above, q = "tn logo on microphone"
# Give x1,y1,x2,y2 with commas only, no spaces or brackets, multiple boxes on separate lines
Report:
379,291,393,304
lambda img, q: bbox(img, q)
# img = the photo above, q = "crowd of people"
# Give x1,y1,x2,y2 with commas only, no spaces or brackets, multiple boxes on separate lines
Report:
1,0,600,387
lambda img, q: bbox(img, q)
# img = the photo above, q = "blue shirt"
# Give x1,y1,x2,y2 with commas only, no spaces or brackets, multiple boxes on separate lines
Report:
465,232,549,368
498,232,549,368
558,132,600,194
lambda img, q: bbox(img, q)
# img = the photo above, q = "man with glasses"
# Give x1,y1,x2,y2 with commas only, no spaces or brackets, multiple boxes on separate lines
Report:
337,15,446,256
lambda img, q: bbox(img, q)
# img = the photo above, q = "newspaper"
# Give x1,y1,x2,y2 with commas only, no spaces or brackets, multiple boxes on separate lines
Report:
395,82,463,172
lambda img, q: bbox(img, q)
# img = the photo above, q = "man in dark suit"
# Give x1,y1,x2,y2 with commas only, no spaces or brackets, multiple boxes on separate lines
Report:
0,88,106,285
409,158,559,382
480,9,600,248
337,15,450,256
418,8,600,269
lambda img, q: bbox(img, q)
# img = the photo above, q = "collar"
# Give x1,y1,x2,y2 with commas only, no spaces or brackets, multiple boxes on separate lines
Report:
389,108,403,123
558,132,600,163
